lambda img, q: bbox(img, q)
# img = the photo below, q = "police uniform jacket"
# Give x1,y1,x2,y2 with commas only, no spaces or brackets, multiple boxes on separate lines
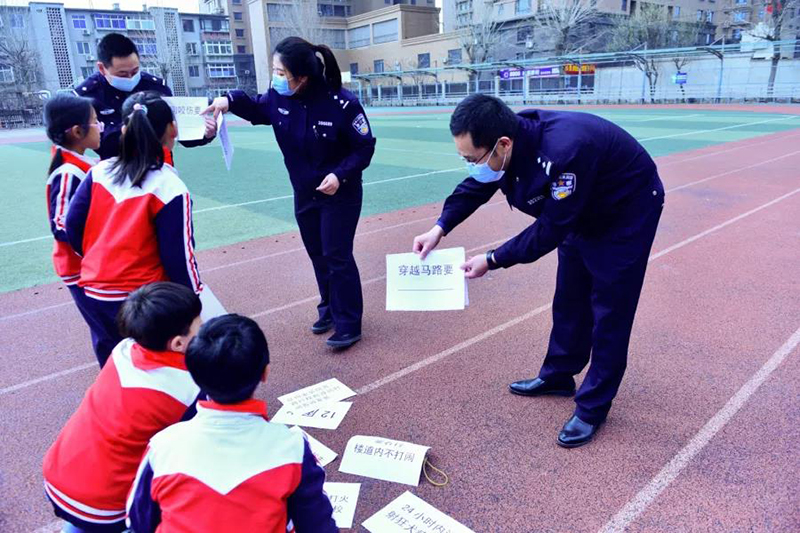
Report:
74,72,212,160
226,84,376,201
438,109,664,268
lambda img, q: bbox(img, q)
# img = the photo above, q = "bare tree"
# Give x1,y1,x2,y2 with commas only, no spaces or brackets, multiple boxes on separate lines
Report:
284,1,327,45
535,0,602,56
0,7,44,126
745,0,799,99
458,0,505,65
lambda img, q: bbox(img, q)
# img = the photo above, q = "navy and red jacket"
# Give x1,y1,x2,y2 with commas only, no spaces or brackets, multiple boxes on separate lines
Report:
46,146,97,285
437,109,664,267
65,158,203,302
127,399,339,533
43,338,201,525
74,72,213,160
227,84,376,202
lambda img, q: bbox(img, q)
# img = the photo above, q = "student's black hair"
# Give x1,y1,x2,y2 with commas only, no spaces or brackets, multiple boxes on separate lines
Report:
117,282,202,351
110,91,174,187
449,94,519,150
274,36,342,91
44,94,95,172
97,33,139,66
186,314,270,405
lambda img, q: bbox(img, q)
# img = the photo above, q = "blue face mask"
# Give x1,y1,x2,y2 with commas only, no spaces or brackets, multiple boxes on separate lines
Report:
106,71,141,92
271,74,296,96
466,140,507,183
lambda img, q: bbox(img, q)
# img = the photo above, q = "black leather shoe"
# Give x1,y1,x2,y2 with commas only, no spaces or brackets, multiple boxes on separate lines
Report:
311,318,334,335
508,377,575,397
557,415,603,448
326,332,362,349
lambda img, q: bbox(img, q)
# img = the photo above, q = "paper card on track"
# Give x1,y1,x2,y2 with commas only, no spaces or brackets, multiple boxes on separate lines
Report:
163,97,208,141
289,426,338,467
217,112,234,171
386,247,466,311
199,286,227,322
323,482,360,529
278,378,356,412
362,491,475,533
272,401,352,430
339,436,429,486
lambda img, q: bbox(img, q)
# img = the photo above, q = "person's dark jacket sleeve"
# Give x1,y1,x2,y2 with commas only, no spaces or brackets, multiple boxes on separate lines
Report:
330,100,376,187
126,449,161,533
436,178,501,235
64,173,94,256
227,89,272,126
286,440,338,532
492,146,597,268
155,191,203,294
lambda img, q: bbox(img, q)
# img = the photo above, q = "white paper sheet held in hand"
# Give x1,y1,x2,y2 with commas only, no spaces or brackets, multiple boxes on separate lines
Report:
339,435,430,486
386,247,468,311
363,491,475,533
199,286,227,322
277,378,356,412
217,112,234,171
323,482,360,529
288,426,338,467
163,97,208,141
272,401,352,430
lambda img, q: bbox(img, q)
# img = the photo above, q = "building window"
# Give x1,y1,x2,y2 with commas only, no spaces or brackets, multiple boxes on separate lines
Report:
0,66,14,83
131,37,157,56
374,60,384,73
417,53,430,68
697,9,703,20
126,17,155,31
267,3,290,21
236,29,245,38
189,65,200,77
233,0,242,4
706,10,714,22
350,62,358,75
94,14,126,30
207,64,236,78
673,5,681,18
447,48,462,65
735,0,747,4
72,15,87,29
203,41,233,56
80,66,94,79
733,10,747,21
237,45,246,53
348,25,370,48
186,42,199,55
200,19,230,32
183,19,195,32
516,0,531,15
320,29,346,50
10,13,25,29
517,26,532,43
234,12,243,21
621,0,627,10
732,28,742,39
373,18,398,44
76,42,91,55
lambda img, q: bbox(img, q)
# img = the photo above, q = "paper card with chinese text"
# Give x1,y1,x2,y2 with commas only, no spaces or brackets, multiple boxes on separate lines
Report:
163,97,208,141
386,247,468,311
289,426,338,467
272,401,352,430
362,491,475,533
339,435,430,486
277,378,356,412
323,482,360,529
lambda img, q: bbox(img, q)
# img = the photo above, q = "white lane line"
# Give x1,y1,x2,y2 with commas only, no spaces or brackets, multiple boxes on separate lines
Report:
0,363,96,395
0,301,74,322
658,131,800,167
639,115,798,142
0,235,51,247
7,187,798,396
627,113,706,123
666,149,800,193
598,326,800,533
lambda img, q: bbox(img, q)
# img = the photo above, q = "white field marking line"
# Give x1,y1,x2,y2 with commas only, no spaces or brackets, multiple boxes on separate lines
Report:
626,113,706,123
658,131,800,167
638,115,798,142
0,363,96,395
11,186,800,397
0,201,505,322
598,325,800,533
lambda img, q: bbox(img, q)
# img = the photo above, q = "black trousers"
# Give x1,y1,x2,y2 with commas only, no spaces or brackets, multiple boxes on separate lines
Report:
538,184,664,424
294,190,363,336
69,285,123,368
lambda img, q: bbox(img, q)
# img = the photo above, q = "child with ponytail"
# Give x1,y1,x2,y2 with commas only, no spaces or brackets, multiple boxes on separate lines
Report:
66,91,203,367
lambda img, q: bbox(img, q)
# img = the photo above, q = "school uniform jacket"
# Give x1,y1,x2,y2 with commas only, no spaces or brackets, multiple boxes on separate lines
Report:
65,158,202,301
42,338,200,525
127,399,338,533
46,147,97,285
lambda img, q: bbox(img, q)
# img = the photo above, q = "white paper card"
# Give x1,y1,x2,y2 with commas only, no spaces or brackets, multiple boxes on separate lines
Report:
362,491,475,533
339,436,429,486
323,482,360,529
163,97,208,141
199,286,227,322
278,378,356,412
272,401,352,430
386,247,466,311
288,426,338,467
217,112,234,171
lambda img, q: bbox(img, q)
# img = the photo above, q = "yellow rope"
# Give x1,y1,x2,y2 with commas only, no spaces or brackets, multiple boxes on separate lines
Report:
423,457,449,487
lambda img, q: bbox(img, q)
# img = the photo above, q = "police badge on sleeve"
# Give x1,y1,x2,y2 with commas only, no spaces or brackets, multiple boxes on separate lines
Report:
551,173,576,200
352,113,369,136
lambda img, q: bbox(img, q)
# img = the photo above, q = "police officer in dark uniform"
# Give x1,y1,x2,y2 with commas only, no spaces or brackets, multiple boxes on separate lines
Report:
205,37,376,350
413,94,664,447
74,33,215,160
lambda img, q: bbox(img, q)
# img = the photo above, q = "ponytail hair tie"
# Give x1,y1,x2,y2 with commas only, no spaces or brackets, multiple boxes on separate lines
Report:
133,103,148,114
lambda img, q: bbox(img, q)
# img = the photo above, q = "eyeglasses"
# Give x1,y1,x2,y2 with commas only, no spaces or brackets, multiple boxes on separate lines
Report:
460,140,498,164
65,121,104,134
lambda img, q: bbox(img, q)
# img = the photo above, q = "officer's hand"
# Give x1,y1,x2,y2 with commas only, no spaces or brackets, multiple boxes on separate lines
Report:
202,115,217,139
202,97,229,119
316,173,340,195
412,225,444,260
461,254,489,279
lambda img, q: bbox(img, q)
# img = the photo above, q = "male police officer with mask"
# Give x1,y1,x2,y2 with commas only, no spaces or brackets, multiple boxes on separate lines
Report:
74,33,216,160
413,94,664,448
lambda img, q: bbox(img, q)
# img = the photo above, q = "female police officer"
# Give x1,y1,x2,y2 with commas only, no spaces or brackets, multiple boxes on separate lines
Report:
205,37,375,350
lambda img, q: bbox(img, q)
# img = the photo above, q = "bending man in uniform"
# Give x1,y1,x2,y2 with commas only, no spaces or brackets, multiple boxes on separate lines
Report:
413,95,664,448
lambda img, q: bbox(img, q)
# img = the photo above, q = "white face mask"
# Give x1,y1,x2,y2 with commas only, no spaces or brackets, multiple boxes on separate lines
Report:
465,140,507,183
106,71,141,92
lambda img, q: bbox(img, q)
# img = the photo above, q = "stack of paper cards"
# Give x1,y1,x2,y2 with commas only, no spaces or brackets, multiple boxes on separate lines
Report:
272,378,356,430
386,247,468,311
339,435,430,486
